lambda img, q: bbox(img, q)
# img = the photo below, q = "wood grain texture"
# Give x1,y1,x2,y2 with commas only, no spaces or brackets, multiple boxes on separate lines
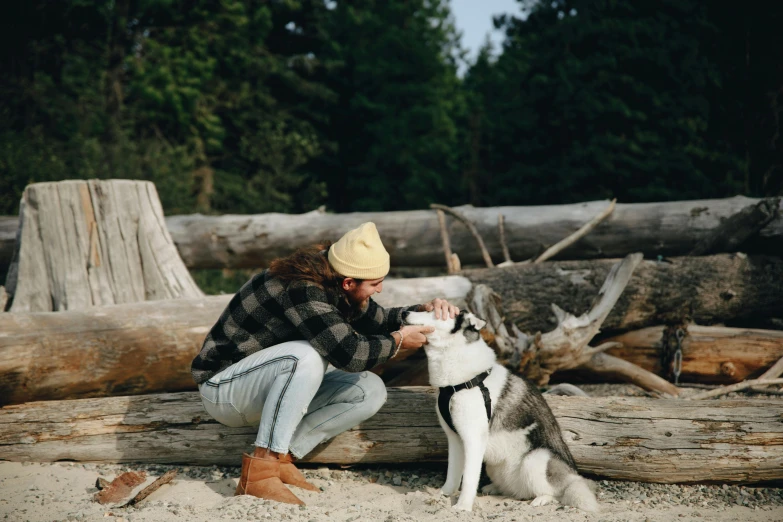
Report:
463,254,783,334
0,277,470,405
605,326,783,384
1,389,780,484
5,180,203,312
3,196,781,272
162,196,783,268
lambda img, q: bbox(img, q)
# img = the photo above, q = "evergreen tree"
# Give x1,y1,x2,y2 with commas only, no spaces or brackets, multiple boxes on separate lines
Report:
462,0,748,205
308,0,466,212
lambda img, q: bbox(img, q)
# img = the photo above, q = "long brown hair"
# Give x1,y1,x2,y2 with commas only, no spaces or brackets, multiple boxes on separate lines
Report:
268,242,343,289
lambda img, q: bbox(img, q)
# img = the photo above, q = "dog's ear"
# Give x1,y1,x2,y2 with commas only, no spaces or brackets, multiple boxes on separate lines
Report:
466,313,486,331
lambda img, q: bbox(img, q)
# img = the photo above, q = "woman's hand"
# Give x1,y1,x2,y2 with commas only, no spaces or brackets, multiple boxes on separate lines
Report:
419,298,459,320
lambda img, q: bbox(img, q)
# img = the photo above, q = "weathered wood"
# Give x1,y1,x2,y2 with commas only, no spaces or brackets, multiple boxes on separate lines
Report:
4,254,782,403
687,378,783,400
1,390,780,484
5,180,203,313
689,197,780,256
581,352,680,396
159,196,783,268
430,203,494,268
533,198,616,264
0,215,17,282
0,296,229,406
604,326,783,384
463,254,783,334
4,196,779,272
0,277,471,405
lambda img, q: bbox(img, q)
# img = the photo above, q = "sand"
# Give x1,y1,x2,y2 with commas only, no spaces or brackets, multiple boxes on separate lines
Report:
4,385,782,522
2,460,782,522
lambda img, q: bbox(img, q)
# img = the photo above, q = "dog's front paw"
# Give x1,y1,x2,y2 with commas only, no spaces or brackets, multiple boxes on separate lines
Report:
438,487,456,497
481,482,501,496
452,501,473,512
530,494,557,507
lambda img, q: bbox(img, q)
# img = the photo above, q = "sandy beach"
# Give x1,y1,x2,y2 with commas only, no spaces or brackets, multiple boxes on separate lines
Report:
2,459,782,522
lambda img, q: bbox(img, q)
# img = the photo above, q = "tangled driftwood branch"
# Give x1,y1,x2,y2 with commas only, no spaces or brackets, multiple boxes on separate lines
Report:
430,203,494,268
465,253,677,396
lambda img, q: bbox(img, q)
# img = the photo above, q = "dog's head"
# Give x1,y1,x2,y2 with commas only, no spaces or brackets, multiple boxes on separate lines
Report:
402,310,487,347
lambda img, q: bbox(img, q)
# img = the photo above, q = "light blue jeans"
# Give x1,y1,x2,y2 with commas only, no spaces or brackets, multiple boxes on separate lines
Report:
198,341,387,458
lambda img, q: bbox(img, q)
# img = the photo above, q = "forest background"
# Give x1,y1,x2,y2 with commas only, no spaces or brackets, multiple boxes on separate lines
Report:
1,0,781,292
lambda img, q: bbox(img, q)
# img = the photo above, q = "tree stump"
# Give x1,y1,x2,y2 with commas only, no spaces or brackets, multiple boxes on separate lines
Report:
3,180,203,312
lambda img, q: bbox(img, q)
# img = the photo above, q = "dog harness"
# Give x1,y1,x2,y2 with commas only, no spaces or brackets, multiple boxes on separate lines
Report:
437,368,492,434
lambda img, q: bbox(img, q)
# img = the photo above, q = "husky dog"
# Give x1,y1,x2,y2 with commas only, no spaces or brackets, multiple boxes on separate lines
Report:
402,310,598,512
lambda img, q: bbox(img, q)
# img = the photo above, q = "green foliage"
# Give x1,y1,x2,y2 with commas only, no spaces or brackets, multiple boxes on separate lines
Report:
0,0,779,223
0,0,329,216
459,0,753,205
305,0,467,212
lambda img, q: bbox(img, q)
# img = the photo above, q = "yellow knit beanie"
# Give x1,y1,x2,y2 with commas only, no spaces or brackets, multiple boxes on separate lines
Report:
328,222,390,279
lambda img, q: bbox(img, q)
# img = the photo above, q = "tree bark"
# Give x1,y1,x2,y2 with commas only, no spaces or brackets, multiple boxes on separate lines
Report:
3,196,781,272
603,325,783,384
463,254,783,334
4,255,782,404
0,296,229,406
0,277,470,405
1,390,780,484
4,180,203,313
688,197,780,255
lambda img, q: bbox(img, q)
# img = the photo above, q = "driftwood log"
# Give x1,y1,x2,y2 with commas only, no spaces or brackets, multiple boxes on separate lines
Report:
4,180,203,313
1,389,781,484
136,196,783,268
604,326,783,384
4,254,783,403
463,254,783,334
688,197,780,256
0,277,471,405
2,196,780,274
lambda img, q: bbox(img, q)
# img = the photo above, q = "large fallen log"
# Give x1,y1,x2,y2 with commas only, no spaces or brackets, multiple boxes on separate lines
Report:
1,389,780,484
4,254,782,403
0,277,471,406
2,196,781,272
463,254,783,334
603,326,783,384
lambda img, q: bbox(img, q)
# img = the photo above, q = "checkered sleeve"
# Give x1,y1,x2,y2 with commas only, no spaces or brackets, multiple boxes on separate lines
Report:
283,281,399,372
350,298,420,335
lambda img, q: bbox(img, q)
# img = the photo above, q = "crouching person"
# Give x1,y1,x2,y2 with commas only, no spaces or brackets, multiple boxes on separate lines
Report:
190,222,459,505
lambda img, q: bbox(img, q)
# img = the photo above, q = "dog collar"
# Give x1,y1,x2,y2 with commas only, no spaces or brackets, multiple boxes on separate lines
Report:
437,368,493,434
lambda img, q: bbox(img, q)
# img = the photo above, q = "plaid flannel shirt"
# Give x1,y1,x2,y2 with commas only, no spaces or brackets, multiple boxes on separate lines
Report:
191,270,418,384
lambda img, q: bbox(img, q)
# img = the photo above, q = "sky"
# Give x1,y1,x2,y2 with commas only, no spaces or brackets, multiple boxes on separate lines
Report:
449,0,524,74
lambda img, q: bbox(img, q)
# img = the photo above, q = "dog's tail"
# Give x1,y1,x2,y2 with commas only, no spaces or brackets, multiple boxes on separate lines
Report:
561,477,599,512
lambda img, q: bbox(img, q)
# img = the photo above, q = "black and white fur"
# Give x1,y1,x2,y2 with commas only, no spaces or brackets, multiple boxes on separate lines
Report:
403,310,599,512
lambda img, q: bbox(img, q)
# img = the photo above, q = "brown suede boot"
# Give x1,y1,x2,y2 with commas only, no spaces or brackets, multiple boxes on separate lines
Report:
234,453,304,505
278,453,320,492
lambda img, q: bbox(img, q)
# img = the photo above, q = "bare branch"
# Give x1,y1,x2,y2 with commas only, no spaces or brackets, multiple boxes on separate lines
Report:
430,203,494,268
688,378,783,400
498,214,512,264
534,198,616,264
759,354,783,381
580,352,680,397
435,209,457,274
